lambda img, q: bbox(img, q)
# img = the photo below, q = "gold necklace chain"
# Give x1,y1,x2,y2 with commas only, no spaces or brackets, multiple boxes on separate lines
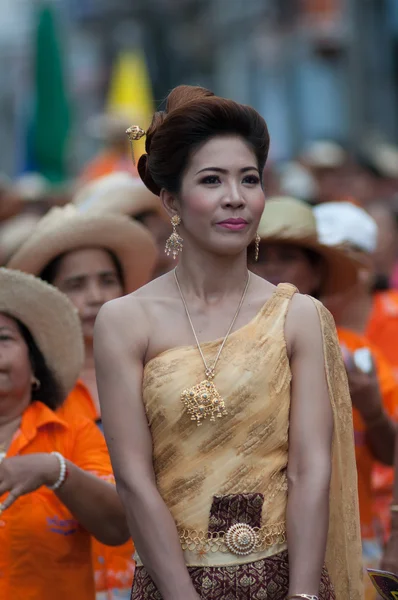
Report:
174,269,251,426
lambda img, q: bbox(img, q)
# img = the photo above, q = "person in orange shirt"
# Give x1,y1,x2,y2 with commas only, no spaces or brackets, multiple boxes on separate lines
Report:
0,268,129,600
74,172,175,279
315,201,398,546
381,429,398,575
8,205,157,599
317,200,398,375
364,201,398,379
248,197,397,599
81,115,138,183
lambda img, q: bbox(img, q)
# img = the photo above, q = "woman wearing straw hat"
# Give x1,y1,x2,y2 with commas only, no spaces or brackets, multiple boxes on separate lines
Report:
248,196,397,600
74,171,174,278
8,204,157,423
94,85,363,600
8,204,157,599
0,267,129,600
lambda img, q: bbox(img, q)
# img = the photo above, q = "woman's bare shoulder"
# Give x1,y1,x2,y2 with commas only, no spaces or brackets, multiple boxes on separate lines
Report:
284,293,326,351
94,273,176,344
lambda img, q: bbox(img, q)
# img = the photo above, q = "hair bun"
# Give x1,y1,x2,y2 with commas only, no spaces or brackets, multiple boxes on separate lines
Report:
137,153,161,196
145,111,166,154
166,85,214,112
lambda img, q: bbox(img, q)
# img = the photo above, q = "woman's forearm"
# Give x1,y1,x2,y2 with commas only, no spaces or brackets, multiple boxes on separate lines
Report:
55,460,130,545
286,470,331,597
117,480,199,600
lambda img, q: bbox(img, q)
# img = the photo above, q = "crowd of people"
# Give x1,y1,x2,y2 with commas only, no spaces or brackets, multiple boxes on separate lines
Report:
1,84,398,599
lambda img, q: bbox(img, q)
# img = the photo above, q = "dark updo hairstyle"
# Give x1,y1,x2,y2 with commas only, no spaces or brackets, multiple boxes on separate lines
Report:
137,85,270,196
14,318,64,410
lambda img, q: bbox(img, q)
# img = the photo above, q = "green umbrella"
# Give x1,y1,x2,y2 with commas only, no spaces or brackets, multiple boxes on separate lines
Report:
30,4,70,183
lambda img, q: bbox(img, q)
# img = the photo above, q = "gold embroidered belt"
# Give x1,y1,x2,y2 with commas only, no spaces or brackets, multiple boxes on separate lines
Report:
134,522,287,568
178,520,286,556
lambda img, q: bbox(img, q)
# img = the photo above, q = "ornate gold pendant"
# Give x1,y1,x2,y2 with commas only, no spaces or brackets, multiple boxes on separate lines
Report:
181,372,227,426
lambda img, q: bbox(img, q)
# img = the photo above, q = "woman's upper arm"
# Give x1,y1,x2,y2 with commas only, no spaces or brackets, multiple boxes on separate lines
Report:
94,297,154,490
285,295,334,478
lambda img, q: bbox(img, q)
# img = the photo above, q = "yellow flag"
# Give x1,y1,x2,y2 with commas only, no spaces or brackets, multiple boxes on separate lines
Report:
107,50,154,161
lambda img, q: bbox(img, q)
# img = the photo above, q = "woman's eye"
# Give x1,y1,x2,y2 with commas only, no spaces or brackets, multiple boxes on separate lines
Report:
66,282,83,291
243,175,260,185
200,175,221,185
102,276,119,287
0,335,12,342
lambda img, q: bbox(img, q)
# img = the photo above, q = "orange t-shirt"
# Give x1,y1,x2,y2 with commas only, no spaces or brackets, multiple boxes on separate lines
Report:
367,290,398,380
0,401,114,600
365,290,398,538
61,382,136,597
337,327,398,540
62,379,100,422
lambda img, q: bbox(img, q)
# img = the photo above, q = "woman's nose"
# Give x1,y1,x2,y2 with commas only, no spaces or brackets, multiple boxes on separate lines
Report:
222,183,245,208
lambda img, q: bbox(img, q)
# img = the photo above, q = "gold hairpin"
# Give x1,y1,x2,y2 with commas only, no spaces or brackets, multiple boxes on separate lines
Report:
126,126,146,165
126,125,146,141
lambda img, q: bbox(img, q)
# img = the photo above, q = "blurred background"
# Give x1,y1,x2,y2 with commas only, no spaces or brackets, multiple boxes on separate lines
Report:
1,0,398,241
0,0,398,170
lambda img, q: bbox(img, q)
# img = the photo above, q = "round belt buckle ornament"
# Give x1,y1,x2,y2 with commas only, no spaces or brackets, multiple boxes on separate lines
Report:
225,523,258,556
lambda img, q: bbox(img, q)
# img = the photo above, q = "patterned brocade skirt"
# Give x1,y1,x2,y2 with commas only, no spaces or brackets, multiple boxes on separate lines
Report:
131,550,335,599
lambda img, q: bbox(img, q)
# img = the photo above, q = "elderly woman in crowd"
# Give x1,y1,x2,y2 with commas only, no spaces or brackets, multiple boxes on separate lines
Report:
8,204,157,598
0,267,129,600
248,197,398,600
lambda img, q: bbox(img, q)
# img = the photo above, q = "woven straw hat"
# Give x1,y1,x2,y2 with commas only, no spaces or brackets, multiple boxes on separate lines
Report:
257,197,360,295
0,268,84,397
0,213,41,263
7,204,157,293
73,172,167,220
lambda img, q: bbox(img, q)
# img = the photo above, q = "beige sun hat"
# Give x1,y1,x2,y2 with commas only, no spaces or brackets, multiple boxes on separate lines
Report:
7,204,157,293
73,172,167,220
0,267,84,397
257,196,361,295
0,212,41,264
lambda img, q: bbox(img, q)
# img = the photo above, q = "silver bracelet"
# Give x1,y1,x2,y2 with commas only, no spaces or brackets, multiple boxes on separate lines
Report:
47,452,67,491
287,595,319,600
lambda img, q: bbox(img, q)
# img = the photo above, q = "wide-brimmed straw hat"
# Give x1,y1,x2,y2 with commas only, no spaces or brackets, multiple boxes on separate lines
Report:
7,204,157,293
0,267,84,397
0,213,41,264
256,196,360,295
73,172,165,219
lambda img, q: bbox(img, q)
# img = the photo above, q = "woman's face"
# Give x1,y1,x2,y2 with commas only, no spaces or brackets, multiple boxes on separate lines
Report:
51,248,123,341
249,242,321,295
169,135,265,258
0,313,32,415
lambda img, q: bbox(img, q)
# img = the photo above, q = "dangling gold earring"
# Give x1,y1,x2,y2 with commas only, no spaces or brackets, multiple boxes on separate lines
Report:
165,215,183,259
254,233,261,262
31,376,41,391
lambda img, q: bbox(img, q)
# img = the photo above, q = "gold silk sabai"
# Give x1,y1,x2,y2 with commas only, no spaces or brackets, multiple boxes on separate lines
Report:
141,283,364,600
